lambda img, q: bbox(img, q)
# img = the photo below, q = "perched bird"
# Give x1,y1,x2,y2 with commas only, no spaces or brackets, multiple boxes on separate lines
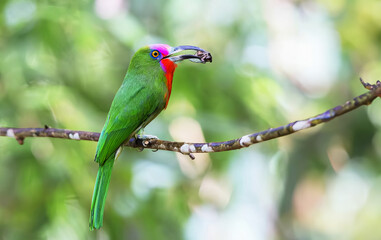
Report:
89,44,212,230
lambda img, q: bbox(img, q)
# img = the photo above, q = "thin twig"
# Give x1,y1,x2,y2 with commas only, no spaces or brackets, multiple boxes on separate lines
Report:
1,79,380,156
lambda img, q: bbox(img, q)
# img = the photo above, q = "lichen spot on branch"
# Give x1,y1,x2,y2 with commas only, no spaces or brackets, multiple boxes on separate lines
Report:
201,144,213,152
69,132,80,140
6,129,15,138
292,120,311,132
239,135,251,147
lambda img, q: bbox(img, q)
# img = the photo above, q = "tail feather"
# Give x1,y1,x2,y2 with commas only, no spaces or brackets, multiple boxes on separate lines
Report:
89,155,115,230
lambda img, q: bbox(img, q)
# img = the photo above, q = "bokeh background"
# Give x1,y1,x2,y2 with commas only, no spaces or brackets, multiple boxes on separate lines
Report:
1,0,381,239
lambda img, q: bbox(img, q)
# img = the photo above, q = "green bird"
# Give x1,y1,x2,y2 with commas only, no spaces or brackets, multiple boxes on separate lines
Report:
89,44,212,230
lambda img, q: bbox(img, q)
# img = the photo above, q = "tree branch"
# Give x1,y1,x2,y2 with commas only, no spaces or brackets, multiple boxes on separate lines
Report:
1,79,380,157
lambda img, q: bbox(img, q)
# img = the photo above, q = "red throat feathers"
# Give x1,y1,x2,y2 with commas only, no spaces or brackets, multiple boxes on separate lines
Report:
160,58,177,108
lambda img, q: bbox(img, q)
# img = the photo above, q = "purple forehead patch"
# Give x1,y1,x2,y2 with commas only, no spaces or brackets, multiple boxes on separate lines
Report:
149,44,171,56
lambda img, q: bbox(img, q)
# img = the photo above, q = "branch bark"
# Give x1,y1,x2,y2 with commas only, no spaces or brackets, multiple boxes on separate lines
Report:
1,79,380,157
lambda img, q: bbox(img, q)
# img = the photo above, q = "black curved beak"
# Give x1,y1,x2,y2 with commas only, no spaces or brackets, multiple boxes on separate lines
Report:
163,45,212,64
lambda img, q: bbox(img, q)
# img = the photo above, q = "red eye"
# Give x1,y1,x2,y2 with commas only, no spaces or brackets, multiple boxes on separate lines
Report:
151,50,159,58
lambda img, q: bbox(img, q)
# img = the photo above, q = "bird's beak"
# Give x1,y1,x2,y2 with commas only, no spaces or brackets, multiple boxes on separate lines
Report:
163,45,212,64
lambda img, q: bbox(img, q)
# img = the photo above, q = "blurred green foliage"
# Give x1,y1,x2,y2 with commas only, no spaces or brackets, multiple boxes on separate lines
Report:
1,0,381,239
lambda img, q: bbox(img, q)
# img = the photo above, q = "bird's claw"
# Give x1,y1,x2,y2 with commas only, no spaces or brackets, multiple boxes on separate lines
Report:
136,134,159,147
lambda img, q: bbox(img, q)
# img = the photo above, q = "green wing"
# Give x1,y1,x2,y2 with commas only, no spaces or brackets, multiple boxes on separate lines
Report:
95,80,165,165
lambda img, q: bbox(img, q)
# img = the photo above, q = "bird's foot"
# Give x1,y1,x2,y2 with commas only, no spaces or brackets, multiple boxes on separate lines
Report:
136,134,159,147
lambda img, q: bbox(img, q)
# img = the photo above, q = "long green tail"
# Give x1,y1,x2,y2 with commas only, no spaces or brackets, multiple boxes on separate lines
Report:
89,154,115,230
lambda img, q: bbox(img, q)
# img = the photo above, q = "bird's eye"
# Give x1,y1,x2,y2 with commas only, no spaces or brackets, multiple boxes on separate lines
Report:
151,50,160,59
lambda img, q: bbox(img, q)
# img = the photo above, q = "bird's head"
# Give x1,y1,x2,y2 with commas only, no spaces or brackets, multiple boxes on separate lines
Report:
129,44,211,76
128,44,212,107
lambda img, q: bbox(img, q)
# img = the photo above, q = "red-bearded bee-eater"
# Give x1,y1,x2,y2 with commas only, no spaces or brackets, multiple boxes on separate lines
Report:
89,44,212,230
